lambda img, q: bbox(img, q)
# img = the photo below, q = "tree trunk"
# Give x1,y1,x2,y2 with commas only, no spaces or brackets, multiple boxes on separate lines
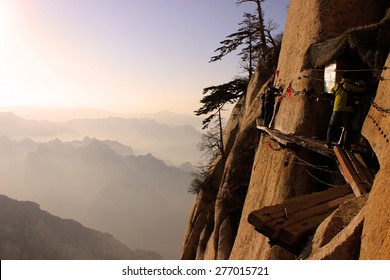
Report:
255,0,268,55
218,107,224,156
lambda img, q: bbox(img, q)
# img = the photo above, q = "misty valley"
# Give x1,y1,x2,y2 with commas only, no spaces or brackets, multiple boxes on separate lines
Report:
0,111,200,259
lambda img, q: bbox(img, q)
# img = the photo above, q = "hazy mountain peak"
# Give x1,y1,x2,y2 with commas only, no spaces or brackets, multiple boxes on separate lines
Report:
48,138,63,145
0,111,22,120
0,135,11,142
179,161,194,173
0,111,201,164
1,135,193,259
83,139,115,154
0,194,163,260
20,137,35,145
82,136,93,143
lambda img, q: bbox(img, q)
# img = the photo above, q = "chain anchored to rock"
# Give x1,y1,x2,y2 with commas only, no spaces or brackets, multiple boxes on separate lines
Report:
371,100,390,114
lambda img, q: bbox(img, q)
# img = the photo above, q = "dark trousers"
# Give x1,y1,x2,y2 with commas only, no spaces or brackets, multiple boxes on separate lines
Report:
326,111,353,148
263,103,274,127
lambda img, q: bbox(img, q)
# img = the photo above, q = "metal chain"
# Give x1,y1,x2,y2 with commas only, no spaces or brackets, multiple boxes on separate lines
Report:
371,100,390,114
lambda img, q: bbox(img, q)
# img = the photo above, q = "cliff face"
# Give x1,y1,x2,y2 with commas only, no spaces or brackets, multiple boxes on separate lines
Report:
360,53,390,259
182,0,390,260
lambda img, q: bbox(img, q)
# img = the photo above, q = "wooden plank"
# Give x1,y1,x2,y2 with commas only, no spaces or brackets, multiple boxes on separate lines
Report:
256,122,335,159
294,136,331,155
249,190,354,252
334,146,368,196
346,151,374,191
248,185,351,229
354,152,375,185
278,210,336,245
257,120,296,147
277,193,354,244
256,124,297,148
346,152,372,191
265,193,354,241
269,193,354,232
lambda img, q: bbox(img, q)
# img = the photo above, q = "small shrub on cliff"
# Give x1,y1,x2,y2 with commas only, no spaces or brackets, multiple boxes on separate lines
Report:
189,162,215,194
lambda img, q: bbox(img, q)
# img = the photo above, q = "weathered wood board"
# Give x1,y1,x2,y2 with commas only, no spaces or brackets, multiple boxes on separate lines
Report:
256,121,335,159
248,185,354,254
346,151,373,192
334,146,368,196
252,121,374,254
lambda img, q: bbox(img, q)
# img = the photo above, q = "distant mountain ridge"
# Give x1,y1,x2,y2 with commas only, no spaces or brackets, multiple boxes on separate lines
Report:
69,136,135,157
0,112,77,141
0,136,194,259
0,195,162,260
0,111,201,164
0,107,202,128
64,116,201,164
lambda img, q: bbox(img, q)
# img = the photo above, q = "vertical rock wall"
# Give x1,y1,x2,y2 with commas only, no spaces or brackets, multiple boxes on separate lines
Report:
231,0,385,260
273,0,385,136
360,55,390,259
182,0,389,260
304,53,390,260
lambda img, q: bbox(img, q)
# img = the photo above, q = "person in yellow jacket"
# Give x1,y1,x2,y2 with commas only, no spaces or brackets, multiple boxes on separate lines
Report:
325,72,366,149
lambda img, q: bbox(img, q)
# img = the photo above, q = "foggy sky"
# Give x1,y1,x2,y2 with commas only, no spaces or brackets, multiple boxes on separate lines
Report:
0,0,289,115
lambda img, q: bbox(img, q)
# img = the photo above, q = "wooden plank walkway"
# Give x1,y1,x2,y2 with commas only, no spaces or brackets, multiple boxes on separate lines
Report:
248,185,354,254
256,120,335,159
255,119,373,195
251,120,374,254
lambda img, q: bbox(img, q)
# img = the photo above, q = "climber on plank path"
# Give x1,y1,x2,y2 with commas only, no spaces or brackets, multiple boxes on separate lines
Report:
260,82,281,127
323,72,366,149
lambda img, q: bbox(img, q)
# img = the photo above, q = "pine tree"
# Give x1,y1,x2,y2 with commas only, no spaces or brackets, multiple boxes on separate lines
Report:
238,1,283,72
194,78,248,156
210,13,260,79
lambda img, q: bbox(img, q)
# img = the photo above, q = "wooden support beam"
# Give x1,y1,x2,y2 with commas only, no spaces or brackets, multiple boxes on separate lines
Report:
334,146,368,197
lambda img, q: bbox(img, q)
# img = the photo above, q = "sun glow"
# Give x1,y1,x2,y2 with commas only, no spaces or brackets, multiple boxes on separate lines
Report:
0,1,10,68
0,2,83,108
0,0,288,115
0,0,21,106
